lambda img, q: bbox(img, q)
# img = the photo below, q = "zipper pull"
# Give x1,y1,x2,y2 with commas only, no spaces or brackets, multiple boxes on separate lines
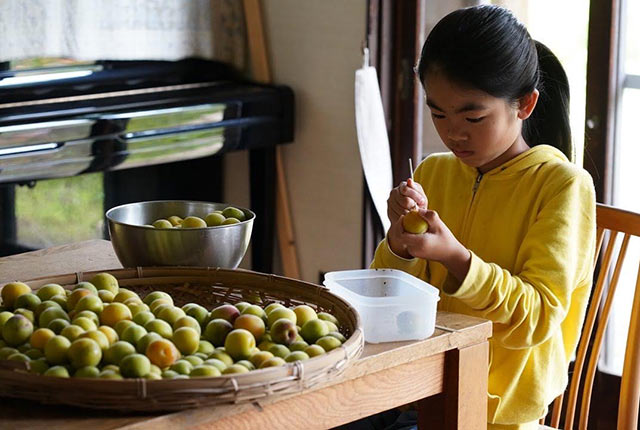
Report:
472,173,483,193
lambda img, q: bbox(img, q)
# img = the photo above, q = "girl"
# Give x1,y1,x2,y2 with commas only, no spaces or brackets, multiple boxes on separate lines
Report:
372,5,596,430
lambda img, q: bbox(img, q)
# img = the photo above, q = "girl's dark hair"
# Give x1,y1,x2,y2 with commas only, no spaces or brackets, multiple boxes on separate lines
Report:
416,5,573,161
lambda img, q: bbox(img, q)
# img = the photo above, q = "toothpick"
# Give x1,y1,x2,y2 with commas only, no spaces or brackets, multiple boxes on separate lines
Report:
408,158,414,181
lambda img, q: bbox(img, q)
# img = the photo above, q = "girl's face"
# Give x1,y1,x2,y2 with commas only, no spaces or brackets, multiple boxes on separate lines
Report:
424,70,536,173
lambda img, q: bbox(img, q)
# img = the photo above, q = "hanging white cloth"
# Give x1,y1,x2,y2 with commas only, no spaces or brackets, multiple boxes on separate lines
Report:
355,48,393,233
0,0,246,70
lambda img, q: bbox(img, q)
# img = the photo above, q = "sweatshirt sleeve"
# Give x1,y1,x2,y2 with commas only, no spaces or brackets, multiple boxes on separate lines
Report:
442,171,596,349
370,237,429,280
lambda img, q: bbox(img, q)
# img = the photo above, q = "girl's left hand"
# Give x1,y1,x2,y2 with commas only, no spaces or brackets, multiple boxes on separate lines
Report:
396,209,472,281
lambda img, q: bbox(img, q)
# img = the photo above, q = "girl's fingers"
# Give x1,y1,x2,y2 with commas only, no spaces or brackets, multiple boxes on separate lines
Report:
417,209,440,228
424,209,439,221
388,180,427,224
408,178,424,192
401,181,427,208
390,189,418,211
399,196,419,211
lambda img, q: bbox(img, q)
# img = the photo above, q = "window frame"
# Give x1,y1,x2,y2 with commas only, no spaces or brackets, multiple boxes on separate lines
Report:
583,0,621,204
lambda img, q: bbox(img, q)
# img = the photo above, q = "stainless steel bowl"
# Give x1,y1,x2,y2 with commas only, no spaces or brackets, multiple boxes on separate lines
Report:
106,200,255,269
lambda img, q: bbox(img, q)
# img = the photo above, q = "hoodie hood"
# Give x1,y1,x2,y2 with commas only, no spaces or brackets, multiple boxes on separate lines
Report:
456,144,569,178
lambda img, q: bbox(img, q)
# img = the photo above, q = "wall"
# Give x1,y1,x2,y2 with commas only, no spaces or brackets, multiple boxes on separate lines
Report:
225,0,368,283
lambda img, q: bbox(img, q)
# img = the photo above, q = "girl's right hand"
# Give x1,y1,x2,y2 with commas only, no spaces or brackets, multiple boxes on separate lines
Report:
387,178,428,225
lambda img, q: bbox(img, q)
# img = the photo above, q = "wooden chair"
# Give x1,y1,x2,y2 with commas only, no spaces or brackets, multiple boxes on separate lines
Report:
540,203,640,429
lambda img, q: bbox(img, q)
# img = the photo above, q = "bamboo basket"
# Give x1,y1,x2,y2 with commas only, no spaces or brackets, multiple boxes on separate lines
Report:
0,267,364,412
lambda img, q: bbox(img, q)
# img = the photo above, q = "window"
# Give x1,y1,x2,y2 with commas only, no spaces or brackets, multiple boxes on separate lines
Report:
612,0,640,214
14,174,105,248
602,0,640,377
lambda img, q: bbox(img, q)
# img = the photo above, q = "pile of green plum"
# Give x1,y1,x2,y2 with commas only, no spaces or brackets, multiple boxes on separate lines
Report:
150,206,247,229
0,272,345,379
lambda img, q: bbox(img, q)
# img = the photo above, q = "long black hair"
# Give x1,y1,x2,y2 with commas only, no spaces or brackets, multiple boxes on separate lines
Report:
416,5,573,161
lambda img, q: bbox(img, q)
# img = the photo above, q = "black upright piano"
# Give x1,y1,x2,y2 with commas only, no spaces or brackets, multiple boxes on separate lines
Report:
0,59,294,273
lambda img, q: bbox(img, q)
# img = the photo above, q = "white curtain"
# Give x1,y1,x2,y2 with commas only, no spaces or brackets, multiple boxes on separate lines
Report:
0,0,246,70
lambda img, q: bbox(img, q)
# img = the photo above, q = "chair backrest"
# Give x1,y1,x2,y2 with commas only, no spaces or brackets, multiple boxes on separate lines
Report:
543,203,640,429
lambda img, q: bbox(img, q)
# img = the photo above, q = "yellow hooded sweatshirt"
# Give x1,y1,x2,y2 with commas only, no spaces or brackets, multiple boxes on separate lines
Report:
372,145,596,427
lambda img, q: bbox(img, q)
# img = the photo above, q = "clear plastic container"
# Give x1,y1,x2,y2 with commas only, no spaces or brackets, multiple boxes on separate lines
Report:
323,268,440,343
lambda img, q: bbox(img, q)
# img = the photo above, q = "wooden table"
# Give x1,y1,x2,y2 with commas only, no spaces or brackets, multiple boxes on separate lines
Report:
0,240,492,430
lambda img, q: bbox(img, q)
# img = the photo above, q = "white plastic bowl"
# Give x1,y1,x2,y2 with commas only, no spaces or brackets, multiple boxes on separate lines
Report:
323,268,440,343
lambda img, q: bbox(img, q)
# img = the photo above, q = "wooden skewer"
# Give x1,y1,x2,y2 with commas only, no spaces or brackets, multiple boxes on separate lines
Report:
409,158,414,181
243,0,301,280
